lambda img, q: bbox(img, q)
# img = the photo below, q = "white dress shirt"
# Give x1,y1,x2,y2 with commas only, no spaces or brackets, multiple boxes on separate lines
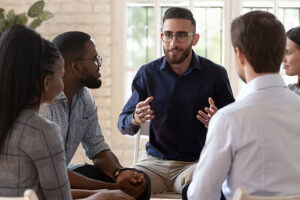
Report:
187,74,300,200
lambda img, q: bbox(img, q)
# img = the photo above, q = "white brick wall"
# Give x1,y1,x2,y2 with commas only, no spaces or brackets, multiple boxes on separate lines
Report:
1,0,136,167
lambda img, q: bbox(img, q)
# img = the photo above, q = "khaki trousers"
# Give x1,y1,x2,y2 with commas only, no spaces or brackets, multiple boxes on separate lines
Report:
133,154,197,195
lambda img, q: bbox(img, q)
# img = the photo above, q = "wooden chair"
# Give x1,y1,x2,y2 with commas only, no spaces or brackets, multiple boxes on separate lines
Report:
233,187,300,200
0,189,39,200
134,121,181,199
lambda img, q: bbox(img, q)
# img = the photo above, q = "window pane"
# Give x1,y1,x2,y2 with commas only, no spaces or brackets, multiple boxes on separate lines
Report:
243,7,273,13
243,1,273,14
126,4,155,69
279,8,300,31
194,6,223,64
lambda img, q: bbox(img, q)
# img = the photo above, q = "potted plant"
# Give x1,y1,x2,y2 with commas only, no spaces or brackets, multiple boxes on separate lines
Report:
0,0,53,36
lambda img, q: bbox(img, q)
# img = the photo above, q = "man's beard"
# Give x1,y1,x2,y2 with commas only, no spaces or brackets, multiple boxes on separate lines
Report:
164,43,193,64
80,75,102,89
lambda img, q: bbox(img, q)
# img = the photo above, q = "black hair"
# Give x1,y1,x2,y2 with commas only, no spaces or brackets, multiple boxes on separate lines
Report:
287,26,300,49
52,31,91,65
163,7,196,31
0,25,61,154
287,26,300,87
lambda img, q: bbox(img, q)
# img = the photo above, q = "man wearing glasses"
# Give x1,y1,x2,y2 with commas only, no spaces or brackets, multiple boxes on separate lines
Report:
40,31,150,200
118,7,234,197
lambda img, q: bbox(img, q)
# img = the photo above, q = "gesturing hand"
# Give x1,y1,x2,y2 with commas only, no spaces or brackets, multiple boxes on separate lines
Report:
196,97,218,128
132,96,155,125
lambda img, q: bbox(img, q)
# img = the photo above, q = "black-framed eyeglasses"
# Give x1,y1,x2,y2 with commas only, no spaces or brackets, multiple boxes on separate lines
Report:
161,31,194,43
75,54,102,67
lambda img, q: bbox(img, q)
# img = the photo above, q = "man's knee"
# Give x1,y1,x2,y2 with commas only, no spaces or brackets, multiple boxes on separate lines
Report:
174,163,197,193
72,163,114,183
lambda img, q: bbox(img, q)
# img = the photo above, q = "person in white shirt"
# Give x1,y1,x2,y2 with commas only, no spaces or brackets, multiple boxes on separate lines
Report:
187,10,300,200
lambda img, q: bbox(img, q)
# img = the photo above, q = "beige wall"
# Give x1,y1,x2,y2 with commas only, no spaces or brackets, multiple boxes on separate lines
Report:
1,0,137,167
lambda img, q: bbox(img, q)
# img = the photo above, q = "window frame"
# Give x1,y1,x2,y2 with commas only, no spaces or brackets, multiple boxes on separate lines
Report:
112,0,300,119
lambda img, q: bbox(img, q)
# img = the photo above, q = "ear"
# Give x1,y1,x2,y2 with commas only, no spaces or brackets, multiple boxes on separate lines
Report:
235,47,245,66
43,75,52,93
70,61,83,75
192,34,200,46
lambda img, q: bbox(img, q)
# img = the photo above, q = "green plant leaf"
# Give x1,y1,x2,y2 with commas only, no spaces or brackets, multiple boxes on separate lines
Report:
28,1,45,17
6,10,16,27
0,18,7,34
6,9,15,21
15,13,28,25
29,18,42,29
38,11,53,21
0,8,4,19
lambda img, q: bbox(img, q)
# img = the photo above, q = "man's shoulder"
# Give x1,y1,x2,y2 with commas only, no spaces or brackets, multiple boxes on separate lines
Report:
76,87,97,113
78,87,94,101
197,55,226,72
216,91,274,120
218,101,241,115
215,98,254,122
139,57,164,71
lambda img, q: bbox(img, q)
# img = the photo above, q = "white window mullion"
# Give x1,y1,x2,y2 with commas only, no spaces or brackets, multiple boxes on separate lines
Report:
223,0,242,97
154,0,161,59
189,0,194,12
274,0,279,16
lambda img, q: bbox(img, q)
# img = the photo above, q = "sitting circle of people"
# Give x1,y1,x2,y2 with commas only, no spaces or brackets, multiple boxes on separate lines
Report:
0,25,135,200
1,7,300,200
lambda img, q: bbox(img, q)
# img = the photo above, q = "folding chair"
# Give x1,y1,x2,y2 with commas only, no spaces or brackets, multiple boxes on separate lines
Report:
0,189,39,200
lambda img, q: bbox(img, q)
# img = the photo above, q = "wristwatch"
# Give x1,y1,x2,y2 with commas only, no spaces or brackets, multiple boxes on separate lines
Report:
113,167,135,181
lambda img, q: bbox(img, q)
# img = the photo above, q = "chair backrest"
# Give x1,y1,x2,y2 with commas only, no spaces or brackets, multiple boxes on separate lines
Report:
233,187,300,200
140,120,150,136
133,121,181,199
0,189,39,200
133,121,150,164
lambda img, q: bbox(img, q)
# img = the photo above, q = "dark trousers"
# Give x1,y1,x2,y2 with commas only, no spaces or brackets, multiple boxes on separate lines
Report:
182,183,226,200
72,164,151,200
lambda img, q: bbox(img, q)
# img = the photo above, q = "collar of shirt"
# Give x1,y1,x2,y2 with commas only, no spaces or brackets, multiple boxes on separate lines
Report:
56,92,67,101
55,88,85,103
237,73,286,101
160,50,202,75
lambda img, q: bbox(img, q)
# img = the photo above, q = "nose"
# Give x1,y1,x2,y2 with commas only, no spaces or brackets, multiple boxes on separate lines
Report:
169,35,179,47
283,56,287,63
